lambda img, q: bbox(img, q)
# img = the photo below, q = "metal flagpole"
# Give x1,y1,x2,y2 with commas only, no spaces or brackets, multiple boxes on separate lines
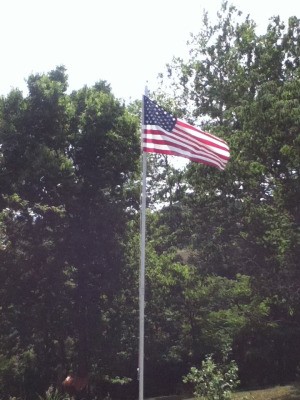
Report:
139,87,148,400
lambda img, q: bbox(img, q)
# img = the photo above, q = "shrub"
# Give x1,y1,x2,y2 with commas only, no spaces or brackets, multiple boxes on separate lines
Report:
38,386,68,400
183,355,239,400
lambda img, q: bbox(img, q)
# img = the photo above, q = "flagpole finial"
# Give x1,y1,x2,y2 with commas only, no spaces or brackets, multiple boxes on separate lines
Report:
144,83,149,97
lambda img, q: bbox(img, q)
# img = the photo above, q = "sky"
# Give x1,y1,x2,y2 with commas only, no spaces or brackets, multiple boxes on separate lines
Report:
1,0,300,103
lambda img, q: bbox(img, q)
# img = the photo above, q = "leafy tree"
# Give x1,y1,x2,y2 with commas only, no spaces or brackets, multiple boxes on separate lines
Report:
0,67,140,398
157,0,300,387
133,225,269,396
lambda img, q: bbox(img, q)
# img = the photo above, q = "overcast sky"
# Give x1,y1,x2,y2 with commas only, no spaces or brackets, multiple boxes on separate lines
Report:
1,0,299,102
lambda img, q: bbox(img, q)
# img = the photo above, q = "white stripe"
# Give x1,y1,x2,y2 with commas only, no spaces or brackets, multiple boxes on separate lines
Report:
172,126,230,157
143,134,226,166
143,142,227,169
177,119,230,150
143,124,230,159
143,130,229,163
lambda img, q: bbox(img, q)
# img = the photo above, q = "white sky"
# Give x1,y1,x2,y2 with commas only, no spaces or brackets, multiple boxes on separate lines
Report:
1,0,300,102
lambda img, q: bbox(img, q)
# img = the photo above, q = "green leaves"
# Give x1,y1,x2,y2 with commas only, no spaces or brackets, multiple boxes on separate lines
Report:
0,66,141,398
183,355,239,400
151,1,300,390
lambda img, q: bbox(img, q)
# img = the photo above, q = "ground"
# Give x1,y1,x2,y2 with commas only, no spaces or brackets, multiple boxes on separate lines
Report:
233,383,300,400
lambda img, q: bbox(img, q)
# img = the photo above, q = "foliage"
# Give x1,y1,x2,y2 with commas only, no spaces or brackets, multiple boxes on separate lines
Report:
156,0,300,388
38,386,68,400
0,66,140,398
183,354,239,400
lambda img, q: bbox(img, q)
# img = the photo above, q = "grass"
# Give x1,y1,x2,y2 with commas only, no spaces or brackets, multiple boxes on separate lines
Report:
233,382,300,400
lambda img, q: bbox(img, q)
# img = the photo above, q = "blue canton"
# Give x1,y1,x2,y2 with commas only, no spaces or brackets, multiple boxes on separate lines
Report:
144,96,176,132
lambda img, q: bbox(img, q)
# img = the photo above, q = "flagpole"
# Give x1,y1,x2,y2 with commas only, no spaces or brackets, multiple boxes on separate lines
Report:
138,91,229,400
139,87,148,400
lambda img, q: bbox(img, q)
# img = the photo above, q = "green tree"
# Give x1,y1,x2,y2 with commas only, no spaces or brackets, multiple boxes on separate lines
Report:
0,67,140,398
157,0,300,387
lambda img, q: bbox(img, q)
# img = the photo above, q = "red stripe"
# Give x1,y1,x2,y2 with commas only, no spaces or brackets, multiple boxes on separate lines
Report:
143,146,225,170
143,129,229,162
143,137,227,166
176,119,229,147
143,126,229,160
175,121,229,152
143,140,226,169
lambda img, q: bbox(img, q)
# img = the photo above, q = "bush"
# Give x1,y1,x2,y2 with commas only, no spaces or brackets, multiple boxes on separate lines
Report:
183,355,239,400
38,385,68,400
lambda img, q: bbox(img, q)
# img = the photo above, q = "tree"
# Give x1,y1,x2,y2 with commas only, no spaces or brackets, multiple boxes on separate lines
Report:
157,1,300,386
0,67,140,398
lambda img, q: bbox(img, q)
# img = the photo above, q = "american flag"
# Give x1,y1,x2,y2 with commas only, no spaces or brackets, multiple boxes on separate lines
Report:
142,96,230,170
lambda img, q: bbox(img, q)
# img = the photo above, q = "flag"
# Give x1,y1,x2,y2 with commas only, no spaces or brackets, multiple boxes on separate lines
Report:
142,95,230,170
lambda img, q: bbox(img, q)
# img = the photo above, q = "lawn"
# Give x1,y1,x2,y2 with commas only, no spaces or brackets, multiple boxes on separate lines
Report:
233,382,300,400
